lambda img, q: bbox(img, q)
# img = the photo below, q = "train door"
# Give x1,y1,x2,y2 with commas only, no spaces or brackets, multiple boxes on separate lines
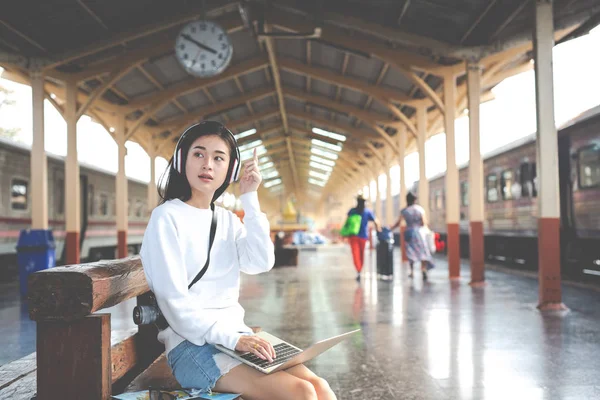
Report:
558,135,576,275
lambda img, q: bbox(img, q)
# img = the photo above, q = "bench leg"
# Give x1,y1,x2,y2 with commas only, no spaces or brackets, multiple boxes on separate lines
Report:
36,314,111,400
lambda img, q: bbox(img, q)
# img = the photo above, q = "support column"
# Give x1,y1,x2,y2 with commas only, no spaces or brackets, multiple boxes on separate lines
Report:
115,114,128,259
467,62,485,286
417,104,430,220
534,0,565,310
385,155,393,227
397,126,408,264
374,170,382,223
65,81,80,264
444,73,460,279
148,152,158,213
30,72,48,230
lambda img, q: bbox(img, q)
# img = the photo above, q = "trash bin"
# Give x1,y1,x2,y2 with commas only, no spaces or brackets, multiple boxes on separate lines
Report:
16,229,56,297
376,228,394,279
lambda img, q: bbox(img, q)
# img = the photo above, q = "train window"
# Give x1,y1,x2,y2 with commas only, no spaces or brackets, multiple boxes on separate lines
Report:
56,178,64,214
430,192,435,211
435,190,443,210
519,163,537,197
99,193,108,216
11,179,28,210
578,146,600,188
460,182,468,206
89,185,95,216
501,170,514,200
486,174,498,202
135,200,144,218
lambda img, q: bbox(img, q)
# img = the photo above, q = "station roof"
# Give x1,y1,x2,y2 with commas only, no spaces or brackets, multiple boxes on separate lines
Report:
1,0,597,201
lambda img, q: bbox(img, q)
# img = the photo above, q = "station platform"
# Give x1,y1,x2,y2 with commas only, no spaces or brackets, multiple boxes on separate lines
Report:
2,245,600,399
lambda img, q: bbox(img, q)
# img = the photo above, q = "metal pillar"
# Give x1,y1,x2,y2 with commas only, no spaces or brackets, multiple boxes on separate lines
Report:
115,114,128,259
467,62,485,286
30,71,48,229
444,73,460,279
534,0,566,310
417,104,430,220
397,126,408,264
65,80,80,264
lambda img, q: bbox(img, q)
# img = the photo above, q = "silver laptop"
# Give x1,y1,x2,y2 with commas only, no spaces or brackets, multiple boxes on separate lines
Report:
214,329,360,374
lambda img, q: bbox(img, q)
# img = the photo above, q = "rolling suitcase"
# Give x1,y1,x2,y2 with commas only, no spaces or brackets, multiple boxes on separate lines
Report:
376,228,394,279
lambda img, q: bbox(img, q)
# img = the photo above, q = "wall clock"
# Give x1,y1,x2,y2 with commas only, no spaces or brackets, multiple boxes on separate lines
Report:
175,20,233,78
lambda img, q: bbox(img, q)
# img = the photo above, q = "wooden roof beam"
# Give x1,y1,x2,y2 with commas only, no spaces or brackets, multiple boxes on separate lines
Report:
43,2,241,70
268,9,445,113
148,87,275,137
262,23,298,194
124,57,268,112
287,109,382,142
284,87,400,153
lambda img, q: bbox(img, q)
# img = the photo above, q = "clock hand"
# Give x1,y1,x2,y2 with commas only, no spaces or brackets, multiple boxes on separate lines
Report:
181,34,217,54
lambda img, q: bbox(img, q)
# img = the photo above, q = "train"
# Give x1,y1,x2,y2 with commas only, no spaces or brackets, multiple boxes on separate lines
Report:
394,105,600,279
0,136,150,278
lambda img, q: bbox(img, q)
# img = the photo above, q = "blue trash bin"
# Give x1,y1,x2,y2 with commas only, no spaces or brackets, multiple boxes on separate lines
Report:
16,229,56,297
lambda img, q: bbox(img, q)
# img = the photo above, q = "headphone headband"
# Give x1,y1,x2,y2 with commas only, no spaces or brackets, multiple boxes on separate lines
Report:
172,121,241,184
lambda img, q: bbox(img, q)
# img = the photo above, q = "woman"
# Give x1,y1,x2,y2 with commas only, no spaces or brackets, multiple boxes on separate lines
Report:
140,121,336,399
390,192,434,280
346,195,381,281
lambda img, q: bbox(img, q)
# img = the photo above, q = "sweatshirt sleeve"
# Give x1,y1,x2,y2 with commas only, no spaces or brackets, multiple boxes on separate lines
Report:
140,209,243,351
234,191,275,274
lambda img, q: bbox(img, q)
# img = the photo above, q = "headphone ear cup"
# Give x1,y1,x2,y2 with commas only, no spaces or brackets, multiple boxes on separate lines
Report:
230,158,240,183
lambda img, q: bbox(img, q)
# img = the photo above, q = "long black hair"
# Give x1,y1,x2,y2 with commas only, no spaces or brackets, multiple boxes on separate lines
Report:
158,121,239,205
356,195,366,214
406,191,417,206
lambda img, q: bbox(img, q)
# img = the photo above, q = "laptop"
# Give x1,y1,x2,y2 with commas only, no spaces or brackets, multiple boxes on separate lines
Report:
214,329,360,374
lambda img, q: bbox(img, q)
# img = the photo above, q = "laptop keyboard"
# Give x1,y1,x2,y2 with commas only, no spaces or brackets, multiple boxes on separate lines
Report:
240,342,302,369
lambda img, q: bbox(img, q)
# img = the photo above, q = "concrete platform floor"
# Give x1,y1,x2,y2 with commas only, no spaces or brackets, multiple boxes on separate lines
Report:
2,244,600,399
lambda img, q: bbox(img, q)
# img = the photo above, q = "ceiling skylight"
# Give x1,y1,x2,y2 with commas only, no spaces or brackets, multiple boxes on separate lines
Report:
312,127,346,142
234,128,257,140
264,178,282,188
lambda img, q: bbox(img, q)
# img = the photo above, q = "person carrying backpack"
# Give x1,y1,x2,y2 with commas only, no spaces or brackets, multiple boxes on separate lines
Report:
341,195,381,281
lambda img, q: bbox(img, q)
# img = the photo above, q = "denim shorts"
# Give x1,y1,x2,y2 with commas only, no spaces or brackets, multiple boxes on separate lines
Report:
167,340,243,393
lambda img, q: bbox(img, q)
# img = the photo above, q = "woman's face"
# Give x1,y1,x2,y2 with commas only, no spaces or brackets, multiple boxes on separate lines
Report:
185,134,231,198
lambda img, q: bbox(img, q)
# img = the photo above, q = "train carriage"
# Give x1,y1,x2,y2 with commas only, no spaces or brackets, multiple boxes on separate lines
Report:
0,137,149,276
413,105,600,278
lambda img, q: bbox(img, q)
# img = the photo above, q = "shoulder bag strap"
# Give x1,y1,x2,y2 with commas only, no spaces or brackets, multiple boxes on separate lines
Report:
188,203,218,289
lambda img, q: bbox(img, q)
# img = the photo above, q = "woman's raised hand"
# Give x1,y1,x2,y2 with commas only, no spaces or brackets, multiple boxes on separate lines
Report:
235,334,277,363
239,148,263,194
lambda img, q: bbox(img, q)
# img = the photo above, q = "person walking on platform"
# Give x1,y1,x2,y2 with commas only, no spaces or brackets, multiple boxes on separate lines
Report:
140,121,337,400
345,195,381,282
390,192,434,280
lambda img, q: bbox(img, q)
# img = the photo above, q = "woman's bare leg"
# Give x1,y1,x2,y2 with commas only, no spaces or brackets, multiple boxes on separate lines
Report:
285,364,337,400
213,363,318,400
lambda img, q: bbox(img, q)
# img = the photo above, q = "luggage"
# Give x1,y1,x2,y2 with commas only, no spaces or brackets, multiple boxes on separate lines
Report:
376,228,394,279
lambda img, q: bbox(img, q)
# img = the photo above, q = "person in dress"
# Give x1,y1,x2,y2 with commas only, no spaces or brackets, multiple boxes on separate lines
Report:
390,192,434,280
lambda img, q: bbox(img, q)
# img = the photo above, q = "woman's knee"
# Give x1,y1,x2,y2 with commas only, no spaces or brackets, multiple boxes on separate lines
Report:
311,377,334,397
291,379,318,400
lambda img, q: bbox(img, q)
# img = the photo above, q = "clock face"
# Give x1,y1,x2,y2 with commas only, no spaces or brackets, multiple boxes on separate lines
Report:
175,20,233,78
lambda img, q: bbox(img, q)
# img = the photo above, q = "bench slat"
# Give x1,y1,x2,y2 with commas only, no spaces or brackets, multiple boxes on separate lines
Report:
28,256,148,321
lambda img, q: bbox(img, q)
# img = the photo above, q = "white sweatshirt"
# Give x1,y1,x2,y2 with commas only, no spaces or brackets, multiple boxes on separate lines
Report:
139,192,275,355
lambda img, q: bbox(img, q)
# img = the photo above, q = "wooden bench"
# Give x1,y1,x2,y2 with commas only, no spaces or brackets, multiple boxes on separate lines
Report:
21,256,245,400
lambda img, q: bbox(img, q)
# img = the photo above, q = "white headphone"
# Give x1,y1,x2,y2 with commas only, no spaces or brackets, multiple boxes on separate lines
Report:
172,121,241,184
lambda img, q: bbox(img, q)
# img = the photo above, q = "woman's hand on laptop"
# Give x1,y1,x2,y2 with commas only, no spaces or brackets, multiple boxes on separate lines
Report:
236,335,276,363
